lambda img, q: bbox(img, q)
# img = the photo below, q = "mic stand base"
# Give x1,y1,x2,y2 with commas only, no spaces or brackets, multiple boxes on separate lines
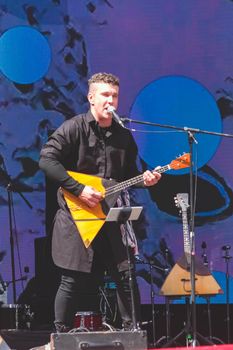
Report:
158,297,218,348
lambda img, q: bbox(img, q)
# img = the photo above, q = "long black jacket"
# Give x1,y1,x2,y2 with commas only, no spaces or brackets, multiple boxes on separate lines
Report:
39,110,140,272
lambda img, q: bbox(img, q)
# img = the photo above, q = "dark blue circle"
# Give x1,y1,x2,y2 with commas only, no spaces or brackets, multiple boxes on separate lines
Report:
130,76,222,174
0,26,51,84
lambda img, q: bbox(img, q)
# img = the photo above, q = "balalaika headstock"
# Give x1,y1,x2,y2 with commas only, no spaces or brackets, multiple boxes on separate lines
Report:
174,193,189,214
169,153,190,171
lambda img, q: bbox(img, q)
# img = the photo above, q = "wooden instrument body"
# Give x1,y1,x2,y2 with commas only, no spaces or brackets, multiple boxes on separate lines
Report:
160,255,223,296
62,154,191,247
63,172,119,247
160,193,222,297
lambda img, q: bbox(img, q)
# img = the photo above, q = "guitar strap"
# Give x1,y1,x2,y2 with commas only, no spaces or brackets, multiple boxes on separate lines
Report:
116,189,139,255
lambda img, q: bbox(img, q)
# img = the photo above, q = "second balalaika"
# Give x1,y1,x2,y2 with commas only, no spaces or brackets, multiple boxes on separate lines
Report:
160,193,222,296
62,153,190,248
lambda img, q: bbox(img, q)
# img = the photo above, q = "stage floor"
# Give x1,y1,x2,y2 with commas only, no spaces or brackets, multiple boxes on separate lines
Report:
0,330,51,350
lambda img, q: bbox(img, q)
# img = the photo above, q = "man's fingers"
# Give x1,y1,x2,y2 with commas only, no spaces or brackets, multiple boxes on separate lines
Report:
92,191,102,199
79,186,103,207
143,170,161,186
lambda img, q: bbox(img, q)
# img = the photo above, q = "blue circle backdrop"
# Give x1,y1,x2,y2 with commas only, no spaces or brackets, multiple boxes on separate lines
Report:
130,76,222,174
0,26,51,84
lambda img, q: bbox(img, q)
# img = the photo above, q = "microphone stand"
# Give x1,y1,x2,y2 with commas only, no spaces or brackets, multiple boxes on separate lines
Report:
121,117,233,345
222,245,232,344
0,158,33,304
187,130,197,346
121,117,233,139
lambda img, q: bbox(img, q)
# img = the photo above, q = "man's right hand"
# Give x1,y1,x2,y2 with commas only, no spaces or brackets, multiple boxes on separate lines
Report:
78,185,103,207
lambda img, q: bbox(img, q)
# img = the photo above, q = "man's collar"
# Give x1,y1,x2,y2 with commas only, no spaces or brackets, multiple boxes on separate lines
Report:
86,110,96,124
87,109,114,132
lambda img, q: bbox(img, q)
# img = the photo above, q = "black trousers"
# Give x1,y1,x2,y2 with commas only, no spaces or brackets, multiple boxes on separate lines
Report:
54,224,141,331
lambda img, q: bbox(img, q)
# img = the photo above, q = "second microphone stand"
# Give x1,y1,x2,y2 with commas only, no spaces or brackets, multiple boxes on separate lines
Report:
121,116,233,346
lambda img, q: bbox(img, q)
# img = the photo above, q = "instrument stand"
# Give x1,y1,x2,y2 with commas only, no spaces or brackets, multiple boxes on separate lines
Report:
200,243,224,344
147,249,171,348
222,245,232,343
155,296,177,348
0,159,32,304
206,296,214,341
149,261,157,346
203,295,224,344
106,206,143,331
135,257,169,347
159,296,215,348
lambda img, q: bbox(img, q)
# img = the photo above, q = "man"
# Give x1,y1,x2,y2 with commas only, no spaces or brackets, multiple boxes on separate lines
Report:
39,72,161,332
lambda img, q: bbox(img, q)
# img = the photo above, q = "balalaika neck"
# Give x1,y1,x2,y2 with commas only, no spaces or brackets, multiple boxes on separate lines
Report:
105,164,171,197
181,209,191,261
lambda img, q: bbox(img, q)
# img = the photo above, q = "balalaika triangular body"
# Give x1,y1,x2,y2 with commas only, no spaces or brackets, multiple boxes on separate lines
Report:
160,193,223,296
62,174,120,247
62,153,191,248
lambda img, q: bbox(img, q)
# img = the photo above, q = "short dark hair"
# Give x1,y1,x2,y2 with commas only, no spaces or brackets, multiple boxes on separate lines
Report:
88,72,119,87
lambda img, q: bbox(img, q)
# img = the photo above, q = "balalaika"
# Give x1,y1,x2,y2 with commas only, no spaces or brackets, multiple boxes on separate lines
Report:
160,193,223,296
62,153,190,248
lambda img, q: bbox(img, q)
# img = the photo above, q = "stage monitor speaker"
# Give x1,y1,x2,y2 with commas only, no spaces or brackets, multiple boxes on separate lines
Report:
0,336,10,350
51,330,147,350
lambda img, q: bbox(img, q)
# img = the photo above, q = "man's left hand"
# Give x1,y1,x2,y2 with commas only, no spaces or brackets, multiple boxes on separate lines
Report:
143,170,161,187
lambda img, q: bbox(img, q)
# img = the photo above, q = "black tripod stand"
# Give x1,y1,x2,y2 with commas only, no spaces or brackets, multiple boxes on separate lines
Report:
158,296,219,348
0,157,32,303
200,241,224,345
135,255,169,347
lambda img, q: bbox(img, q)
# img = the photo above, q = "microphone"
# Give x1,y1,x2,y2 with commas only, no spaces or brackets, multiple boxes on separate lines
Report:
222,245,231,251
107,106,125,128
201,241,208,266
201,241,207,249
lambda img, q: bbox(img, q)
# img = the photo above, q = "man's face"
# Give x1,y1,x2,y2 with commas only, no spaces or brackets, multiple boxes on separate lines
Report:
88,82,119,127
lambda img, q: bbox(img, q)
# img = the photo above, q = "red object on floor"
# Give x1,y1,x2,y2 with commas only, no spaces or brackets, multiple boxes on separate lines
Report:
150,345,233,350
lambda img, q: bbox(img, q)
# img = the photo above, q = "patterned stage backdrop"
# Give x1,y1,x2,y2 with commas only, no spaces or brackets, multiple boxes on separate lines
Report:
0,0,232,305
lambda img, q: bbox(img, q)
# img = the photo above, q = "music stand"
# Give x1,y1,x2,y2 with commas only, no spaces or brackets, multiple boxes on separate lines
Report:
106,206,143,331
106,206,143,223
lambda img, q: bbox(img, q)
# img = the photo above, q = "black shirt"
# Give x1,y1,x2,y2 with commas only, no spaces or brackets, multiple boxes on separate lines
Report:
39,110,141,272
39,110,140,194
